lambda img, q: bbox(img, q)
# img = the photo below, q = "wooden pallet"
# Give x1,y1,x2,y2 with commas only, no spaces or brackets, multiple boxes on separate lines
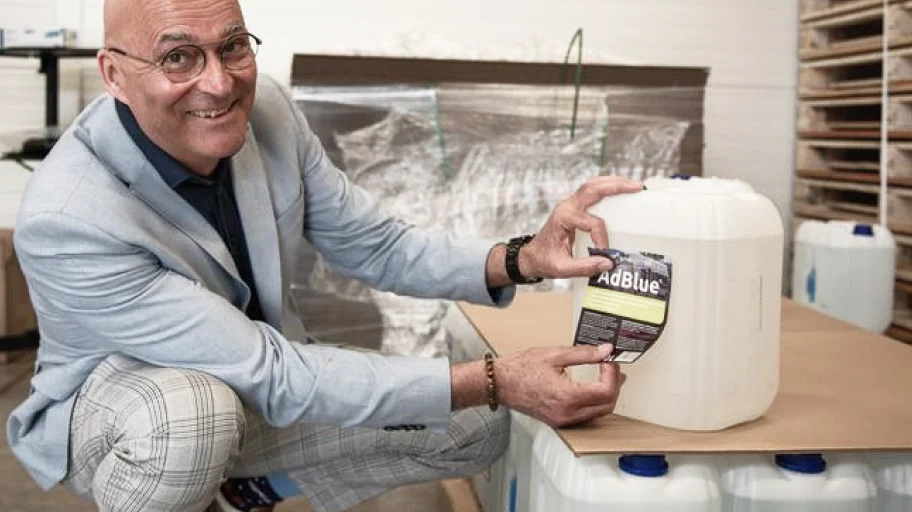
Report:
796,139,912,176
798,93,912,138
801,0,898,21
801,4,912,61
800,46,912,95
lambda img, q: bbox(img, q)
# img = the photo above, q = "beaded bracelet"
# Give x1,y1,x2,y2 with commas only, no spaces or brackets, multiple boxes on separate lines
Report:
484,351,499,411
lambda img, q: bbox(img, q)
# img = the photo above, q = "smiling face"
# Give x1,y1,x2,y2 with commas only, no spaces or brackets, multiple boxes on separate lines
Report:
99,0,257,176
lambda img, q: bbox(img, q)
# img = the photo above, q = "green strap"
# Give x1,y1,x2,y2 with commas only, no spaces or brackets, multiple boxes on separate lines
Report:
428,83,453,180
559,28,585,141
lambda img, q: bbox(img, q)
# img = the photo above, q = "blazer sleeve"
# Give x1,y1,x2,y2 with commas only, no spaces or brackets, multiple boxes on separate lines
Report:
274,80,516,307
14,212,453,430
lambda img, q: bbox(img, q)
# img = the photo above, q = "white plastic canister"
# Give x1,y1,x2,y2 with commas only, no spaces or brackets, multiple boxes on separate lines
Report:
530,427,721,511
792,220,895,333
865,451,912,511
718,453,876,511
571,175,784,431
472,448,507,512
469,411,542,512
499,411,542,512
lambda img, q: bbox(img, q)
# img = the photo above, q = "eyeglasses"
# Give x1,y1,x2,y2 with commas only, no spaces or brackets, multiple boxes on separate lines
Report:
106,32,262,83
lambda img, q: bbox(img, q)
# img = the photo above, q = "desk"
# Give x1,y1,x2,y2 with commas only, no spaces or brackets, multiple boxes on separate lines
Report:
458,292,912,455
0,47,98,129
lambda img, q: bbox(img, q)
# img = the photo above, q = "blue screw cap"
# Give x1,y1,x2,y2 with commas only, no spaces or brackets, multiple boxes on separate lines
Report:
619,454,669,477
775,454,826,474
852,224,874,237
670,173,692,180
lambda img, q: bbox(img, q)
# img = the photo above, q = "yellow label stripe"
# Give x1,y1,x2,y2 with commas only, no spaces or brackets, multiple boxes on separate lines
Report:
582,287,666,325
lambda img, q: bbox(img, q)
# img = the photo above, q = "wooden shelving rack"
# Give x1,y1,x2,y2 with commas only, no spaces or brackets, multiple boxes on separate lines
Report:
795,0,912,343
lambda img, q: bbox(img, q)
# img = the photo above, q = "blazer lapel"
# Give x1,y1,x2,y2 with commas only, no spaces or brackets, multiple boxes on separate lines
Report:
81,97,241,282
131,170,241,280
231,129,283,328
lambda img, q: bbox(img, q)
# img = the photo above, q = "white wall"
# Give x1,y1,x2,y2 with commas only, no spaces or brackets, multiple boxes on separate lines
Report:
0,0,798,222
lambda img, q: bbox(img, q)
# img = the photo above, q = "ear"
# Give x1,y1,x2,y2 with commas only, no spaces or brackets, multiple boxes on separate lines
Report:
97,49,129,104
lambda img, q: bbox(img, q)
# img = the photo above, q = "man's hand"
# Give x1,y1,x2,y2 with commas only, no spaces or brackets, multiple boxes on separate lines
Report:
485,176,643,288
451,344,626,428
522,176,643,280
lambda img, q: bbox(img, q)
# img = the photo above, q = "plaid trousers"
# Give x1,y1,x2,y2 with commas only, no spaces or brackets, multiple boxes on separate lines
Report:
64,354,509,512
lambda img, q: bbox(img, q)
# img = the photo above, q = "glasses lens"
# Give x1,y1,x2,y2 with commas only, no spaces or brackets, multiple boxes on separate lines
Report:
222,34,258,70
162,45,205,82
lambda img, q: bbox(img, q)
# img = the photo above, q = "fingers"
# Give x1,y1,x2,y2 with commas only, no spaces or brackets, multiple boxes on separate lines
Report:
560,208,610,250
553,256,614,278
573,177,644,209
600,361,626,387
566,362,624,408
549,344,614,367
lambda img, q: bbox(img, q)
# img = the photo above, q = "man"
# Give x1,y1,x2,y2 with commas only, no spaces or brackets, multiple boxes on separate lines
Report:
7,0,641,511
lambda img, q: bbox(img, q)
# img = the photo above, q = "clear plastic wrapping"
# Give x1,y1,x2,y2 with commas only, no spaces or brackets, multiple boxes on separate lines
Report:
290,84,694,356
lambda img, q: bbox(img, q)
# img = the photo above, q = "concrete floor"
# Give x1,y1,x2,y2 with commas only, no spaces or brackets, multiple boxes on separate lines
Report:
0,352,479,512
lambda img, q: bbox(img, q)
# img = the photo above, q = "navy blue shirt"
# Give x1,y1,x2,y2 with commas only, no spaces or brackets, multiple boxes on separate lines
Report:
116,100,266,322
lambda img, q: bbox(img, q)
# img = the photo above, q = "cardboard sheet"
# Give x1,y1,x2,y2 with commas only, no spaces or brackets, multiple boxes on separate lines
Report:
458,292,912,455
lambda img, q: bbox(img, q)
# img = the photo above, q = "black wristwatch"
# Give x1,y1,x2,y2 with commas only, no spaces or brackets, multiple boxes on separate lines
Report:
505,235,543,284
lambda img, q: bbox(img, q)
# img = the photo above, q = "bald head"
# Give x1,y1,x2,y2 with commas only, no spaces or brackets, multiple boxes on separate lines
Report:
103,0,140,46
104,0,245,48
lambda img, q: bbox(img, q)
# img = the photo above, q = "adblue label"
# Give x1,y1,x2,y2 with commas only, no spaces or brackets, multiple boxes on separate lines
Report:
573,248,673,363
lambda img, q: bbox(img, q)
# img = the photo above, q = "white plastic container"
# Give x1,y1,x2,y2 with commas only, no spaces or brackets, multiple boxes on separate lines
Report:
864,452,912,511
571,175,784,431
500,411,542,512
473,449,507,512
470,411,542,512
792,220,895,333
530,427,721,511
469,411,542,512
718,453,876,511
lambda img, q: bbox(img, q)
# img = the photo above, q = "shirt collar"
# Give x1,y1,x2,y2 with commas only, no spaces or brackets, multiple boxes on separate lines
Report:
115,99,229,189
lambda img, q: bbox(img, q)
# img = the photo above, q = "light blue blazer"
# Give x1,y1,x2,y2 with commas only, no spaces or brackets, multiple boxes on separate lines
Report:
8,75,512,489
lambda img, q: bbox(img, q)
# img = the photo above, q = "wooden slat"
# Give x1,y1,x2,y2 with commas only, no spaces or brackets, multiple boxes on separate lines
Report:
830,160,882,171
832,200,880,214
801,96,884,107
896,280,912,294
797,168,912,187
801,50,885,69
802,40,879,62
896,265,912,282
800,177,882,192
799,130,912,139
802,0,885,23
835,78,885,90
892,231,912,246
886,324,912,344
801,139,881,149
802,82,912,99
804,4,882,27
828,121,882,129
792,203,878,223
